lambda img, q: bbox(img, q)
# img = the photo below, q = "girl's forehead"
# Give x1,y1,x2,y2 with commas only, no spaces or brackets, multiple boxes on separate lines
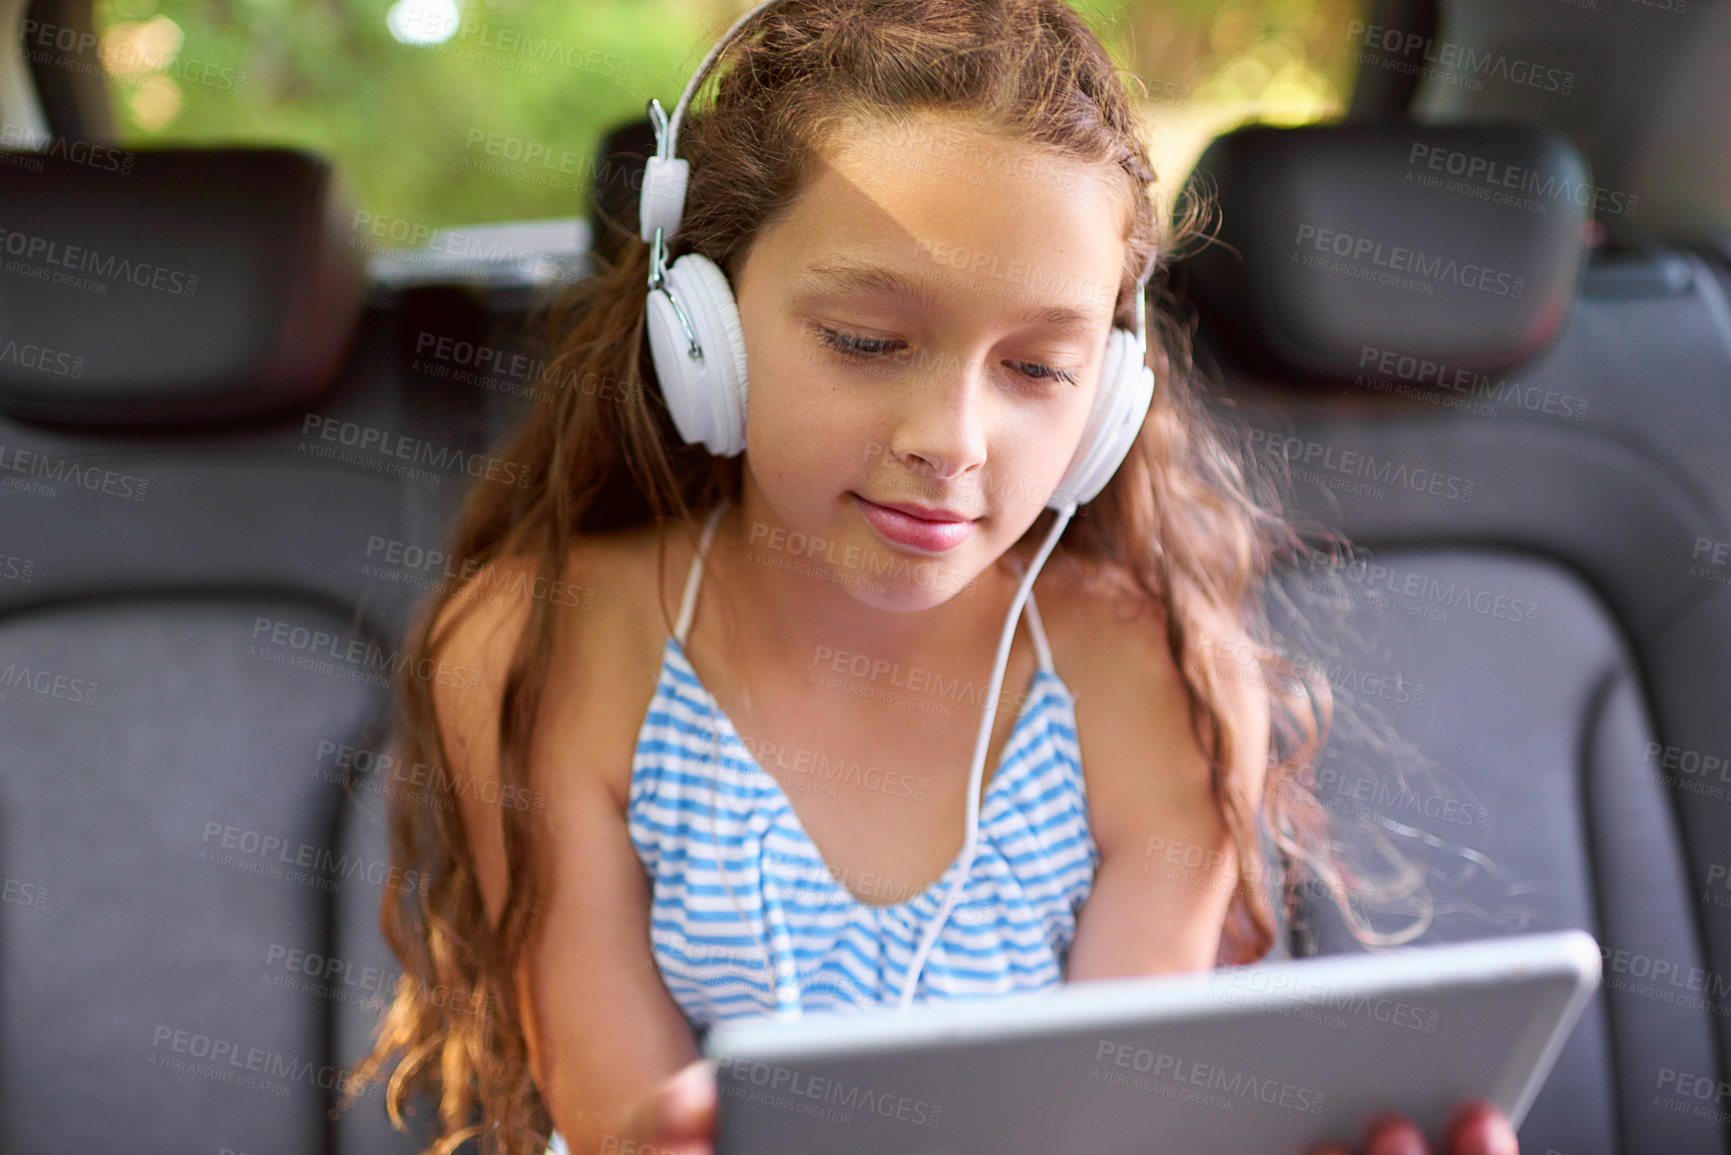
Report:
745,114,1130,318
818,110,1124,205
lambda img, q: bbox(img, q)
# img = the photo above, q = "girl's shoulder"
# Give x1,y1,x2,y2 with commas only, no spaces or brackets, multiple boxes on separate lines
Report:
428,525,692,815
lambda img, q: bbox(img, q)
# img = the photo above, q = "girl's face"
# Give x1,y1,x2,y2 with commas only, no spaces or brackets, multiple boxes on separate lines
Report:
730,111,1133,610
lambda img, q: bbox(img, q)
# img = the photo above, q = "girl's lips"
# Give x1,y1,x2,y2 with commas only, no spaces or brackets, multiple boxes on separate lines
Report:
852,493,976,554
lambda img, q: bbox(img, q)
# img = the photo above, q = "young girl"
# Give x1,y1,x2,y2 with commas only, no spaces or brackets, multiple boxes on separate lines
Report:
347,3,1520,1154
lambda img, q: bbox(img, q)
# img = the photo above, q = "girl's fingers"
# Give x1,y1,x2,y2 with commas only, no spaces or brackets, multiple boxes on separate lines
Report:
1304,1110,1419,1155
668,1058,718,1132
1443,1100,1520,1155
618,1059,717,1148
1361,1111,1428,1155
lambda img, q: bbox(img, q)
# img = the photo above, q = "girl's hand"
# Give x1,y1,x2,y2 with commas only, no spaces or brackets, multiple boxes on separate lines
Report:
613,1058,717,1155
1308,1100,1519,1155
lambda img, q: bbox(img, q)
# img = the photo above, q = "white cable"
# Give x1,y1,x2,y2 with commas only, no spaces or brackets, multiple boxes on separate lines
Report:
895,501,1077,1012
693,497,1079,1020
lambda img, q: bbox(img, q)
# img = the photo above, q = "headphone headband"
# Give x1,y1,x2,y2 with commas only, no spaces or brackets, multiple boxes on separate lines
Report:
640,0,781,268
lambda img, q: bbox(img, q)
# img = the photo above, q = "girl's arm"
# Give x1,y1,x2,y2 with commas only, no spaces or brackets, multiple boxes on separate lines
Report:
433,557,703,1152
1062,604,1263,980
1055,610,1518,1155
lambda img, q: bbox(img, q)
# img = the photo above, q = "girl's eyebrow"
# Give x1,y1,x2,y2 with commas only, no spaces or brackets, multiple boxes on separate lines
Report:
793,256,1108,332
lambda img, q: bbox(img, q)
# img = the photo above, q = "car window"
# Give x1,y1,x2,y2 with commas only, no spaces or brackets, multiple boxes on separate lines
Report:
91,0,1367,234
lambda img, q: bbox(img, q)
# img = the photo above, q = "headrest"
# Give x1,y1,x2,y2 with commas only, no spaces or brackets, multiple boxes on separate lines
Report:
588,116,656,270
0,146,365,425
1181,123,1590,382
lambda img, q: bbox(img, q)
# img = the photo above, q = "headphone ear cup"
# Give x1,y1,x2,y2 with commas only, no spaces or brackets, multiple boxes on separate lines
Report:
645,252,750,457
1051,326,1155,509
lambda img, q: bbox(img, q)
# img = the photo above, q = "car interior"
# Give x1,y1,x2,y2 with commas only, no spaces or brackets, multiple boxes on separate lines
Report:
2,0,1730,1152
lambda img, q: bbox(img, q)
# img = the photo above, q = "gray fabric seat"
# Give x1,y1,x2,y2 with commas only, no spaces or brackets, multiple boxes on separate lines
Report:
0,145,523,1154
1183,122,1731,1155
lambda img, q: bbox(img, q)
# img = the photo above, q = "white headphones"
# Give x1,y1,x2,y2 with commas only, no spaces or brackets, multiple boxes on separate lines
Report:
638,0,1155,512
648,0,1158,1019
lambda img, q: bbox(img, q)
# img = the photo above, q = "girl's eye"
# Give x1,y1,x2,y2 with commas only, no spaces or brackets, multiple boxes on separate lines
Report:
1009,361,1080,386
814,325,1080,387
815,326,905,359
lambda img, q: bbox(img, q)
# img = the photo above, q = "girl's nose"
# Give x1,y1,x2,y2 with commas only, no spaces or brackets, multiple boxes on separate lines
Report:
884,355,991,482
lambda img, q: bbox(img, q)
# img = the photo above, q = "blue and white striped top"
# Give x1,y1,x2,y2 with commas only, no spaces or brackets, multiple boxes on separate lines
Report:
632,499,1099,1039
544,503,1295,1154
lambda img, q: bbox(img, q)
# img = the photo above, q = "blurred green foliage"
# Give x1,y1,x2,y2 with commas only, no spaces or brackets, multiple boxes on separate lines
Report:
93,0,1363,232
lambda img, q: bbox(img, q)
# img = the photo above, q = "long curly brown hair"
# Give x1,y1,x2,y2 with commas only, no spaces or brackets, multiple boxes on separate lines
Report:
342,1,1426,1151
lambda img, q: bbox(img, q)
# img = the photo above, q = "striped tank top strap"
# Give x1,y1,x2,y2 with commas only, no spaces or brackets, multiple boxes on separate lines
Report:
674,501,730,647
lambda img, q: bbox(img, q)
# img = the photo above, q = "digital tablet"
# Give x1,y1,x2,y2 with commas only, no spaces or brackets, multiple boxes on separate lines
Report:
701,928,1602,1155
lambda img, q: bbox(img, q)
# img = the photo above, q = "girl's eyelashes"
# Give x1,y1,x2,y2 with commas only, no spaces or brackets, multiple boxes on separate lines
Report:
810,323,1080,386
815,325,904,360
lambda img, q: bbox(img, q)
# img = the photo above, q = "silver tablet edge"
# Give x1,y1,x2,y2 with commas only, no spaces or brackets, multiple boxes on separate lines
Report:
700,929,1604,1068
